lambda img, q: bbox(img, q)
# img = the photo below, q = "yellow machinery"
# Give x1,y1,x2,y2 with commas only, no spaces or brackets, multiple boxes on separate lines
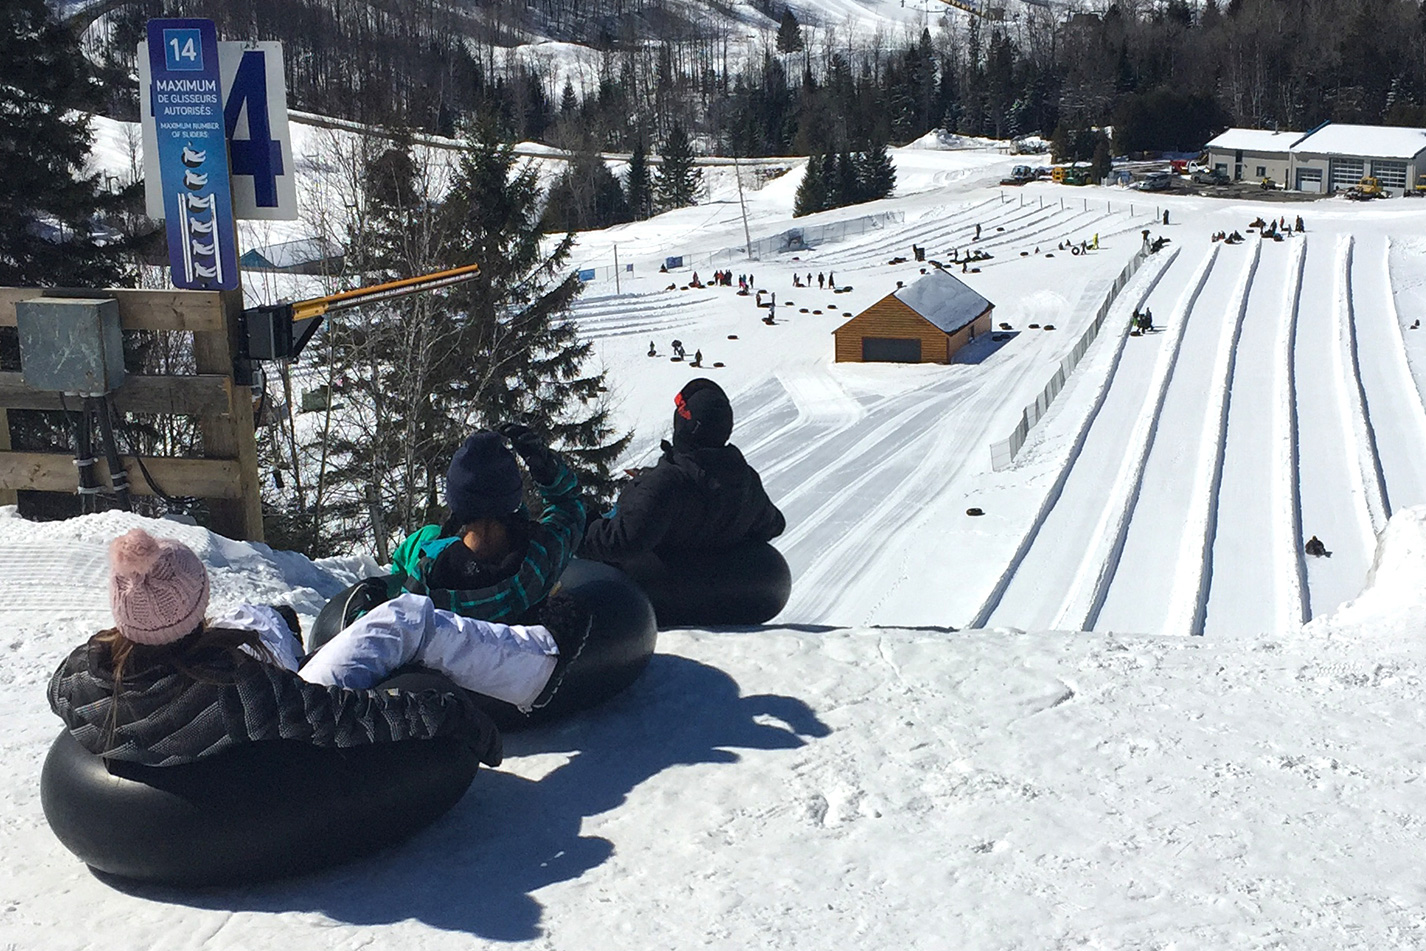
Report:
243,262,483,362
1346,176,1385,200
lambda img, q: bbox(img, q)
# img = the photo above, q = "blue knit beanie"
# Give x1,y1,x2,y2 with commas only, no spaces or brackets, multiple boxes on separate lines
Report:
445,431,523,524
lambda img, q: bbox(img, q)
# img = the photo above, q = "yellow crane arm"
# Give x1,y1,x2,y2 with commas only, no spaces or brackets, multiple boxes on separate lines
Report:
243,262,483,362
289,262,483,321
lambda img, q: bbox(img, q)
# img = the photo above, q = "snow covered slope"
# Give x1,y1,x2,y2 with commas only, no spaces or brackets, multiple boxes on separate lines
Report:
2,507,1425,949
8,129,1426,948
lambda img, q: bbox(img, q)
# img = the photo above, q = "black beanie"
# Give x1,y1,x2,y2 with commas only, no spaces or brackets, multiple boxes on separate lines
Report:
672,378,734,449
445,431,523,524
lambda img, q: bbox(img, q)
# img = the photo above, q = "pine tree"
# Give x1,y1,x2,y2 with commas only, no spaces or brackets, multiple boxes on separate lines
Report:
625,135,653,220
835,151,861,205
543,148,630,232
775,9,805,54
859,140,898,200
0,0,126,287
317,129,629,554
438,131,629,507
793,154,827,217
654,122,703,211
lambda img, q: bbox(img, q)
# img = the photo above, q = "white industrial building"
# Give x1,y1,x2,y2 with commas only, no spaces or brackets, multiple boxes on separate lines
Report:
1203,128,1300,186
1204,122,1426,196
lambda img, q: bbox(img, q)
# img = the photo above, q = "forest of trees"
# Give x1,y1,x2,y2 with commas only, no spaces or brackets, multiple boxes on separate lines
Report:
81,0,1426,164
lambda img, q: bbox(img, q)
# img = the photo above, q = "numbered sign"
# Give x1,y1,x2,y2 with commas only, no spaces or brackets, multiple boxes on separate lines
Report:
140,40,297,221
143,19,239,290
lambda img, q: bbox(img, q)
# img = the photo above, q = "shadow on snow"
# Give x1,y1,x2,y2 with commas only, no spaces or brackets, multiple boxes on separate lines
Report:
97,653,831,941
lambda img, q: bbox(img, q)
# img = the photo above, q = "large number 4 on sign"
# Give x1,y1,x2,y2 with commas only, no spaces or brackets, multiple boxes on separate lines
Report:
224,50,283,208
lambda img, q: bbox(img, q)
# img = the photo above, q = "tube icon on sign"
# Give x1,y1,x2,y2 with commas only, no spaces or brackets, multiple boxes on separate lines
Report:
183,170,209,189
177,190,222,286
181,146,207,167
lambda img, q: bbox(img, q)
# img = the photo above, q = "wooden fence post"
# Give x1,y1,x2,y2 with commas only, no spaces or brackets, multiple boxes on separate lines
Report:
192,288,263,542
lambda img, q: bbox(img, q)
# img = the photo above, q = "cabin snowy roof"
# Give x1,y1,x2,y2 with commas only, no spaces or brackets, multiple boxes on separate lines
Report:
1291,123,1426,159
1204,129,1304,153
892,269,993,334
238,237,341,271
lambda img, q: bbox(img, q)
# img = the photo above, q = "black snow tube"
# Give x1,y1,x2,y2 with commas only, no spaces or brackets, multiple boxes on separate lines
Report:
307,559,658,731
610,542,791,628
40,675,484,887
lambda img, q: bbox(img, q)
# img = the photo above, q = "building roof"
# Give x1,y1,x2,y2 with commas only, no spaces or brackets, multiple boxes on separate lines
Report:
238,237,341,271
1292,122,1426,160
891,269,993,334
1204,128,1304,153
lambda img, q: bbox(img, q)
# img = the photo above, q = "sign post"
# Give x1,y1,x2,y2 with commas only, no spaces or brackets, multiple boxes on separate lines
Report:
143,19,240,290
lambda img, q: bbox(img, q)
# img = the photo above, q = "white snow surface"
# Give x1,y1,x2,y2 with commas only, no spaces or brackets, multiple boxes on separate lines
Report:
7,136,1426,948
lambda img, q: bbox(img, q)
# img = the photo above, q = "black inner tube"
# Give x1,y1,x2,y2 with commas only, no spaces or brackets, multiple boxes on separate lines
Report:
41,675,484,886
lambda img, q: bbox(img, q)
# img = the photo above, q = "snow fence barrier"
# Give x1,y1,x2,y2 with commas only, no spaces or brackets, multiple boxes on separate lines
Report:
580,211,908,282
990,244,1152,470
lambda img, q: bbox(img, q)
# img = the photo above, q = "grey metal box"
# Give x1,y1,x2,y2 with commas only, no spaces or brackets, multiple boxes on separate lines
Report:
15,297,127,395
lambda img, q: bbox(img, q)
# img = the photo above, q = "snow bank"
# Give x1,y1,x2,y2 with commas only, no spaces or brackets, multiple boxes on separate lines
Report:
0,507,365,621
903,129,1009,152
1309,504,1426,637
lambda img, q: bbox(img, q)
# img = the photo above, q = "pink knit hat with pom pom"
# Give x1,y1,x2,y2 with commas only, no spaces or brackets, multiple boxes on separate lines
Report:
108,528,210,645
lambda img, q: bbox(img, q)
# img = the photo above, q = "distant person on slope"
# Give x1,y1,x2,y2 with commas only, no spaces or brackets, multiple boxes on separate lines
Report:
581,379,785,566
389,426,585,623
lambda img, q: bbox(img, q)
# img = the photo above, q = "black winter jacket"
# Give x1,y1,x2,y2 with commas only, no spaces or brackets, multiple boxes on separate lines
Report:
48,637,501,768
581,440,785,563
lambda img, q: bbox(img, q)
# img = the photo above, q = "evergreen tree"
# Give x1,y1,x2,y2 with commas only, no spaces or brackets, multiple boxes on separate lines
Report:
319,129,629,554
654,121,703,211
1090,134,1113,183
858,140,898,200
625,135,654,220
542,148,631,232
821,153,843,208
776,9,805,54
440,132,629,505
0,0,126,287
793,154,828,217
835,151,861,205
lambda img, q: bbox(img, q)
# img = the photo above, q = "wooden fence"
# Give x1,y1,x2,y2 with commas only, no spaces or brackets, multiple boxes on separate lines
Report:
0,286,263,541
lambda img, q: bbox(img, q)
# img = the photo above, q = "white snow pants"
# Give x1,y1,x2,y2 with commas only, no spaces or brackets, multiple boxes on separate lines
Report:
296,593,559,710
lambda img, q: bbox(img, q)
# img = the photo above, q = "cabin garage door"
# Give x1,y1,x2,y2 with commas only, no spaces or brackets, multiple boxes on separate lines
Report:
862,337,922,363
1295,167,1323,193
1372,160,1408,190
1330,158,1365,191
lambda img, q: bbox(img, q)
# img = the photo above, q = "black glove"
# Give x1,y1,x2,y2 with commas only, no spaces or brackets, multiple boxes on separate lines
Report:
453,692,503,767
498,422,559,484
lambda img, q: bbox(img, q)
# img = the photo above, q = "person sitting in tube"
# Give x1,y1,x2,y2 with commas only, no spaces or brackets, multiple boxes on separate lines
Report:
580,378,785,566
389,425,586,624
49,529,594,768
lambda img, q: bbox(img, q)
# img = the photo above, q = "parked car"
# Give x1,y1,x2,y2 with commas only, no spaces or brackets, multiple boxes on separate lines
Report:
1191,168,1230,185
1132,172,1173,192
999,165,1036,186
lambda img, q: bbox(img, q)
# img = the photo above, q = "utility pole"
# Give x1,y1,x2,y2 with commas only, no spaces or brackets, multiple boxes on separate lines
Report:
734,153,753,260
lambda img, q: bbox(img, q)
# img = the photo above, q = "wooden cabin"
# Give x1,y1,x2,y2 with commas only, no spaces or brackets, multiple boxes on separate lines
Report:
833,269,994,364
